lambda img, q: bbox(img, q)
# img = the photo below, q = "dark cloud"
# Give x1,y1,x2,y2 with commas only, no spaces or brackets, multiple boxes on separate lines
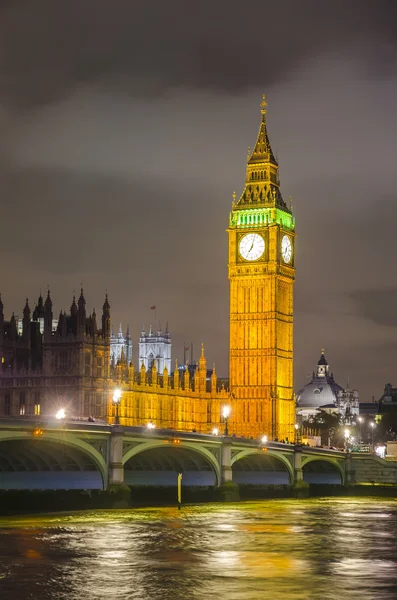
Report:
1,1,397,110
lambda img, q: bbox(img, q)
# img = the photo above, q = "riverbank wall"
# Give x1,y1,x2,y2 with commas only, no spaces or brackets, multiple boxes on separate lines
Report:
1,483,397,515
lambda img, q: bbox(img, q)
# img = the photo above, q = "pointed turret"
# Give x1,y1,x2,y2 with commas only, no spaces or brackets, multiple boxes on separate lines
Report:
102,294,110,340
233,95,289,212
173,359,179,389
70,295,77,316
140,360,147,385
44,290,53,341
92,308,97,335
33,294,44,321
77,288,86,335
128,360,135,385
57,311,63,335
163,364,169,390
211,363,217,394
10,312,17,342
22,298,31,346
184,363,190,391
199,342,206,372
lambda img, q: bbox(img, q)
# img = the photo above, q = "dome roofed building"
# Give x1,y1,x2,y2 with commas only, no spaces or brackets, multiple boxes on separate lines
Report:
296,350,344,417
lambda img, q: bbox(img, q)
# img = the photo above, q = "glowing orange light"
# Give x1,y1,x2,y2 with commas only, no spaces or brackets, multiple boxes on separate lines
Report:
33,428,43,437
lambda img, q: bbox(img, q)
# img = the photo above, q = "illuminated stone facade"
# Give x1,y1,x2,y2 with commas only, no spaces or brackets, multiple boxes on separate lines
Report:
228,96,295,441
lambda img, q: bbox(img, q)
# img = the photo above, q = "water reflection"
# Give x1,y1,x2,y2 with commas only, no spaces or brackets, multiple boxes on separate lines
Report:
0,499,397,599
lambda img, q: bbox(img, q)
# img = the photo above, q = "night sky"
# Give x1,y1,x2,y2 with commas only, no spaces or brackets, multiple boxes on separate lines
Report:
1,1,397,400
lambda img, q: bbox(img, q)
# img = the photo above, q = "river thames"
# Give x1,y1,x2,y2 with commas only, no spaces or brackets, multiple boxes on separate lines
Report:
0,498,396,600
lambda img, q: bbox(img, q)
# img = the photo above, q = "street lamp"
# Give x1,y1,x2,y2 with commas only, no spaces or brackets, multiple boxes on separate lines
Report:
147,421,155,430
370,421,376,449
222,405,231,436
113,388,121,425
212,428,219,436
55,408,66,420
261,435,268,444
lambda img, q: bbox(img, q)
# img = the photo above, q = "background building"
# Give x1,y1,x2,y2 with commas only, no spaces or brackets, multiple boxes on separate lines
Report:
296,350,359,422
138,324,171,375
110,324,132,368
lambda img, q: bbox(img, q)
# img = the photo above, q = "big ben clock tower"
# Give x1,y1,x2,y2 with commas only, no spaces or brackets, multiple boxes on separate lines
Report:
228,96,295,441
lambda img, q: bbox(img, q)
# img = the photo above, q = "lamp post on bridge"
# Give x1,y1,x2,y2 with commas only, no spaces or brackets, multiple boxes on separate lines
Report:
222,405,231,436
113,388,122,425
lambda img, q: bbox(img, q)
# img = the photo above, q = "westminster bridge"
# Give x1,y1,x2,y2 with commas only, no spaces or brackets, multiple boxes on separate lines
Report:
0,418,397,491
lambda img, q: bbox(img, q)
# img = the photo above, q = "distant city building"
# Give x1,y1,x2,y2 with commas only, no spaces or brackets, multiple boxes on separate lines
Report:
110,324,132,367
296,350,359,422
138,324,171,375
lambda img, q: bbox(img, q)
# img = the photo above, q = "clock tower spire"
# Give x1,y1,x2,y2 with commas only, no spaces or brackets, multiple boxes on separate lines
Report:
228,96,295,441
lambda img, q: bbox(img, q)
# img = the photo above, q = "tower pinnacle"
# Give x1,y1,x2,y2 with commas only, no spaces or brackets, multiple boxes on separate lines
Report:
234,95,289,212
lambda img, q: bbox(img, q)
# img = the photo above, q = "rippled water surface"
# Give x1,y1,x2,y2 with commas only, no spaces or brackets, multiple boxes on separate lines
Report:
1,498,397,600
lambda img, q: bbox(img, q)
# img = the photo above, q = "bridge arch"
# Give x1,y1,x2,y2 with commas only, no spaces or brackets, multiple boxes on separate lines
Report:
302,456,344,485
122,440,221,486
0,431,108,489
231,449,294,485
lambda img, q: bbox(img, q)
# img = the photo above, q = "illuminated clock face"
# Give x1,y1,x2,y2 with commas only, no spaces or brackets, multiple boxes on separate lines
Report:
281,235,292,263
239,233,265,261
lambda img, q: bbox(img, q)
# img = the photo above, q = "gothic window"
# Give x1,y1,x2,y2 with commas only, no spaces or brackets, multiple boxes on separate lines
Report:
34,391,40,416
4,393,10,416
85,353,91,377
96,393,102,418
96,355,103,378
148,353,154,370
19,391,26,416
58,351,69,373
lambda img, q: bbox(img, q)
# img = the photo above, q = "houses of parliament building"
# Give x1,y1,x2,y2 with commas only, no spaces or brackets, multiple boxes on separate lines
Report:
0,97,296,441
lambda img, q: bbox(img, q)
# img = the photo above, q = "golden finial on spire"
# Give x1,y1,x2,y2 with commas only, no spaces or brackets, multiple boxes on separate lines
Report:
260,94,267,115
201,342,205,357
232,191,236,203
321,348,325,355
